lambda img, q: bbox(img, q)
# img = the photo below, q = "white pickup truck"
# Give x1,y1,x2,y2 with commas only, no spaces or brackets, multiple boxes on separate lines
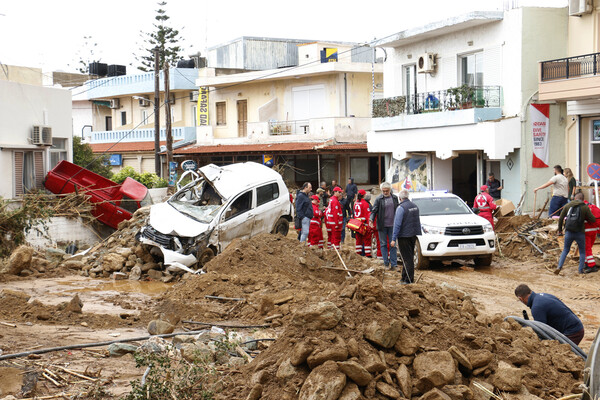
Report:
410,191,496,268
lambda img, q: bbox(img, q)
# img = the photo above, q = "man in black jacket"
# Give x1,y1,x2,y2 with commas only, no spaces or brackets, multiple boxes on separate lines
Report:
295,182,313,243
369,182,399,269
391,189,421,284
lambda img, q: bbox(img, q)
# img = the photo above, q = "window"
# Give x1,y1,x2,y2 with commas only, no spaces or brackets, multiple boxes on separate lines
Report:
119,195,138,214
106,116,112,131
216,102,226,126
225,190,253,221
350,158,369,184
460,52,483,86
14,150,44,196
50,138,68,168
121,111,127,126
256,183,280,207
141,110,149,125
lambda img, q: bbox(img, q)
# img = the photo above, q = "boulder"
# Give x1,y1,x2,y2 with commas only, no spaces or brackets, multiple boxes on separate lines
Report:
63,294,83,313
147,269,163,280
376,381,401,399
180,342,214,363
129,265,142,281
102,253,126,272
108,343,138,356
469,350,493,369
337,360,373,386
62,260,84,270
5,245,33,275
291,302,342,330
364,319,403,348
448,346,472,371
442,385,474,400
246,384,263,400
394,329,419,355
1,289,31,301
338,383,362,400
147,320,175,335
413,351,455,391
290,340,314,366
362,351,386,373
172,335,196,345
357,275,383,301
396,364,412,398
112,272,127,280
492,361,522,392
420,388,452,400
276,358,301,381
114,247,133,259
141,262,160,272
299,361,346,400
307,345,348,369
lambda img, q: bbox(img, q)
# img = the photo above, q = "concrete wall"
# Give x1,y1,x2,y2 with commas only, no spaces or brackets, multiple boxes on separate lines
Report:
26,217,100,249
567,0,599,56
0,65,42,86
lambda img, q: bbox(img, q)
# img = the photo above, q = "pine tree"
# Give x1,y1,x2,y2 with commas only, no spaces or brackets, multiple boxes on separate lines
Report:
68,35,102,74
135,1,184,72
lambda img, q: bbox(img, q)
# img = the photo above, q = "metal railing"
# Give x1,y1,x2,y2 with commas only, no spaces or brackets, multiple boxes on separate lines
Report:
541,52,600,81
372,86,501,118
268,119,310,135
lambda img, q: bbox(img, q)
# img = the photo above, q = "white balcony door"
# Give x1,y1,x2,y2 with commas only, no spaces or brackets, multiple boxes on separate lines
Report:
292,85,326,121
403,64,416,113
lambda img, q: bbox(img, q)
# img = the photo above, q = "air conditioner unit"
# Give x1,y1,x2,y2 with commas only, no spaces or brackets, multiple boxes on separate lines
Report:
138,97,150,107
190,91,199,102
569,0,592,16
31,125,52,146
417,53,436,74
110,99,120,109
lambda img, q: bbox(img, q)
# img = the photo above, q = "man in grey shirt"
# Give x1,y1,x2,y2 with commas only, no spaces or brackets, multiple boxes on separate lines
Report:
370,182,399,269
534,165,569,218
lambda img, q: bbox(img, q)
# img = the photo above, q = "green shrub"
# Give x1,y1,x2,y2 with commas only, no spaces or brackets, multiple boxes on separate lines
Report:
112,168,166,189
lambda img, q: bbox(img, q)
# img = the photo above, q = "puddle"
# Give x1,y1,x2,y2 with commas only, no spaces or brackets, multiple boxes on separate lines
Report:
62,280,172,296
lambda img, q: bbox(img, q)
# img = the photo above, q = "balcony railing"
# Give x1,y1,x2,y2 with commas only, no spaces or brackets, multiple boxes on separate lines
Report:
90,126,196,144
372,85,501,118
269,119,310,135
541,53,600,81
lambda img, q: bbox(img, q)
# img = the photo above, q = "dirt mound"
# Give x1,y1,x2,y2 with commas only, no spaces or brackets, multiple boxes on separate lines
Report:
496,216,562,261
217,276,583,400
156,234,376,325
495,215,533,234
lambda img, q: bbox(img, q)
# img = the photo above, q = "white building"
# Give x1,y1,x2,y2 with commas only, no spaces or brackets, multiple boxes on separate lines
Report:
368,7,567,210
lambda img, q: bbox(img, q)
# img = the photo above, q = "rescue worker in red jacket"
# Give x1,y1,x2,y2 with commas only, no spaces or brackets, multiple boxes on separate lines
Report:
583,199,600,273
308,195,324,249
326,186,344,249
474,185,498,229
354,189,373,257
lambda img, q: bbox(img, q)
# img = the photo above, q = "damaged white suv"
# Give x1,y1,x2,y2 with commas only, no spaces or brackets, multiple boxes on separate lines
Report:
138,162,293,271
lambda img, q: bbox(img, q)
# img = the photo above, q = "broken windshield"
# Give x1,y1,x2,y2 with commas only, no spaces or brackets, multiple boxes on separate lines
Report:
167,181,224,223
167,201,221,223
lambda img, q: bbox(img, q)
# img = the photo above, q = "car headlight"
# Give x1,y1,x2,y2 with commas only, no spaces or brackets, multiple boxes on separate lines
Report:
421,224,445,235
483,223,493,233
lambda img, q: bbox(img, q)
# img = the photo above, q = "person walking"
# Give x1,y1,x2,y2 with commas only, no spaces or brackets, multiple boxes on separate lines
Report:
295,182,313,243
390,189,421,284
534,165,569,218
308,195,324,249
555,192,596,275
485,172,503,200
564,168,577,200
369,182,399,269
353,189,372,257
474,185,498,229
515,284,585,345
326,186,344,250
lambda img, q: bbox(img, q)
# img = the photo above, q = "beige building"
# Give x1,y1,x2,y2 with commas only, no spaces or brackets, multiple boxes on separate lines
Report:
539,0,600,190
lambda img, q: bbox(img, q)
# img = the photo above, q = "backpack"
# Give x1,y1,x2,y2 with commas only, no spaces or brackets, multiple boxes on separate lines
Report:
564,204,583,232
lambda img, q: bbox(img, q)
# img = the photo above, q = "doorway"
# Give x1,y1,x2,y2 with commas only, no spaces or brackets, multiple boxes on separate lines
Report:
237,100,247,137
452,153,478,205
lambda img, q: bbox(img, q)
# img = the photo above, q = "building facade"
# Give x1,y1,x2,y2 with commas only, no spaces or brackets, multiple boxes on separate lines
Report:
368,6,567,210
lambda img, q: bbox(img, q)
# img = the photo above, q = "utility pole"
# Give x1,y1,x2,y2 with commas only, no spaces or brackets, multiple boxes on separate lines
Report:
164,62,173,187
153,47,161,177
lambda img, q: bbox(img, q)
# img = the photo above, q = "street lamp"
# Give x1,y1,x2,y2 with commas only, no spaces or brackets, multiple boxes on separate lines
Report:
132,95,160,176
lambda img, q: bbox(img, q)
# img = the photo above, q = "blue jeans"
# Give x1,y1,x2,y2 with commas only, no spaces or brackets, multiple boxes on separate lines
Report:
378,226,397,267
549,196,568,218
300,217,310,242
341,217,348,243
558,230,586,272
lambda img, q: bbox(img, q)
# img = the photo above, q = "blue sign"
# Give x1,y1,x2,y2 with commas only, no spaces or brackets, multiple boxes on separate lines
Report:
168,161,178,186
588,163,600,180
262,155,274,167
109,154,122,166
181,160,197,171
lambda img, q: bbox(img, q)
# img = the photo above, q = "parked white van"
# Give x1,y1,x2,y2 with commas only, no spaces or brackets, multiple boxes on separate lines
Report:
138,162,293,271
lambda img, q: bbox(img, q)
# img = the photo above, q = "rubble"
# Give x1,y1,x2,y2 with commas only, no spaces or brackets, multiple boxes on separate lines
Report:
496,215,562,261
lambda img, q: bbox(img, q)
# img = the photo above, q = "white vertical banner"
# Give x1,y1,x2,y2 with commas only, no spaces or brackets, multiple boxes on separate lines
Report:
531,103,549,168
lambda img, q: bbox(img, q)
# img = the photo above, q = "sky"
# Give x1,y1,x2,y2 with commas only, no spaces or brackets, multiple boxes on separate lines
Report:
0,0,567,73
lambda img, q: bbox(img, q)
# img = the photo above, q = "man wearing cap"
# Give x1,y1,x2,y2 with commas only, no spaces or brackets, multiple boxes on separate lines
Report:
353,189,372,257
308,195,324,249
326,186,344,250
474,185,497,229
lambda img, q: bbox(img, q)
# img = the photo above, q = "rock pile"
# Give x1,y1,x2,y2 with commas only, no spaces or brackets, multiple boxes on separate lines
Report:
495,216,561,261
216,275,583,400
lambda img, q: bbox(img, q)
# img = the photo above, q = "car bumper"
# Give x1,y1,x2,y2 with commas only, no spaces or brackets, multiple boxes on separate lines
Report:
418,233,496,258
138,236,198,267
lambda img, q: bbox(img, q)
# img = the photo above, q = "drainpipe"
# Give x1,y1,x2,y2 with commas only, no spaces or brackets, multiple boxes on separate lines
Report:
344,73,348,117
81,125,92,139
576,115,581,187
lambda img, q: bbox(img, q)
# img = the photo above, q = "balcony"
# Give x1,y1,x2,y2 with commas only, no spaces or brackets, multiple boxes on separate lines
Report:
372,86,502,131
269,119,310,135
90,126,196,144
539,53,600,102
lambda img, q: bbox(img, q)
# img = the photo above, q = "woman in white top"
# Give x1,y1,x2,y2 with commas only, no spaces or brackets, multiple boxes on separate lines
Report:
534,165,569,218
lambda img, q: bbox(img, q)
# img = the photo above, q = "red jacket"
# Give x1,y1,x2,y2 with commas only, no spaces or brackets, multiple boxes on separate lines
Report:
354,199,371,223
310,203,323,227
474,191,497,216
584,201,600,231
326,196,343,230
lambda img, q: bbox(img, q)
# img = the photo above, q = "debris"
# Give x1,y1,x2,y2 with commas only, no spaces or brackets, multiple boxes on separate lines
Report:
205,295,246,302
108,343,139,357
147,320,175,335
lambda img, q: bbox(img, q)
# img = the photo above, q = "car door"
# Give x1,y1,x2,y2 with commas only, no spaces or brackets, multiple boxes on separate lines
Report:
217,189,255,252
252,182,282,236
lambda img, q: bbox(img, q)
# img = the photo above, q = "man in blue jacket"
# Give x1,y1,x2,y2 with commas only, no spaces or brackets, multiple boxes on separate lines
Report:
515,284,584,345
390,189,421,284
295,182,313,243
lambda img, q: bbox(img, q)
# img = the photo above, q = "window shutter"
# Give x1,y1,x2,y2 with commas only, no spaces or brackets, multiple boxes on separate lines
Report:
34,151,45,189
483,45,503,86
14,151,24,197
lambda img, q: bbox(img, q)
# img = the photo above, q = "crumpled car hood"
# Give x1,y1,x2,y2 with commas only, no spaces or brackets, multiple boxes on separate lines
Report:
148,202,210,237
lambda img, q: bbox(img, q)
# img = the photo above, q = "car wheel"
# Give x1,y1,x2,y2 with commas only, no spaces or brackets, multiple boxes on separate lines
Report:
414,240,430,269
474,254,493,267
272,217,290,236
198,247,216,267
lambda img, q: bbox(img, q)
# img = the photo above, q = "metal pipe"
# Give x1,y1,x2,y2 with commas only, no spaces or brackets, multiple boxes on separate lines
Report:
344,73,348,117
154,47,161,177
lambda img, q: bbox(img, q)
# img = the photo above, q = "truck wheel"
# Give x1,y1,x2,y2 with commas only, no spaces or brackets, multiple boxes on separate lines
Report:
474,254,493,267
414,240,430,269
272,217,290,236
198,247,216,267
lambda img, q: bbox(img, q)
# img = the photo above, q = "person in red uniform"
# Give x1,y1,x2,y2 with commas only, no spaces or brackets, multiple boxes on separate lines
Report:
354,189,373,257
308,195,324,249
326,186,344,249
474,185,497,229
583,199,600,273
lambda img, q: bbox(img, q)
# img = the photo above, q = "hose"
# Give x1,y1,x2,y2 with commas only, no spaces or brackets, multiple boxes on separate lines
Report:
583,330,600,400
506,316,587,360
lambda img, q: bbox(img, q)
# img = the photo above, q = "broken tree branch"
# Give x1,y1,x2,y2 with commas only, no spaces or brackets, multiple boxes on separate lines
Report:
332,245,352,277
205,295,246,302
182,321,271,329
